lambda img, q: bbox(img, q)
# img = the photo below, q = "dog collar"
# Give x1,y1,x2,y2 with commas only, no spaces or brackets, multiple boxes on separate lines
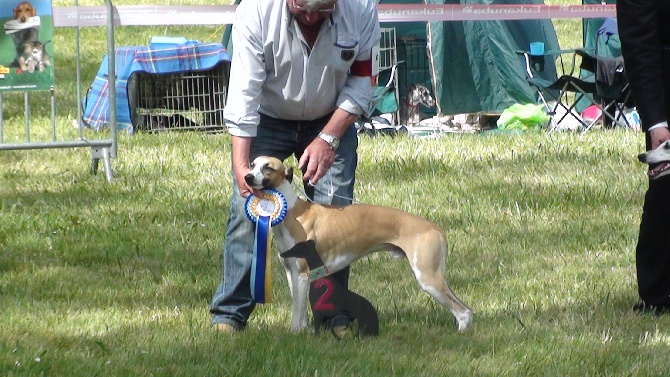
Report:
245,189,287,226
308,265,330,282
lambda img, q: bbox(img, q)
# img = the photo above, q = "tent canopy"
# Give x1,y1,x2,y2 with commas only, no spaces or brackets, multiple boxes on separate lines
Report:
222,0,560,115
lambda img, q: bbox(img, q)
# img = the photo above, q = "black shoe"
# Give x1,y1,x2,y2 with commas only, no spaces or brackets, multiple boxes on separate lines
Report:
633,301,670,316
329,314,352,340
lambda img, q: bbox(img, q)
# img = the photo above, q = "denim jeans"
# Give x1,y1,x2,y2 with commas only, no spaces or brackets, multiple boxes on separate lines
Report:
210,113,358,329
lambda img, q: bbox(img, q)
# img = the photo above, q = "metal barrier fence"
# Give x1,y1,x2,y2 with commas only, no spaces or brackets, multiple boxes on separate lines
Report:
0,0,117,182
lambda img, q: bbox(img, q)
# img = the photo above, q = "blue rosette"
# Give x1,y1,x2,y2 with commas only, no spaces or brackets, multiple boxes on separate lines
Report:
245,189,287,303
244,189,287,226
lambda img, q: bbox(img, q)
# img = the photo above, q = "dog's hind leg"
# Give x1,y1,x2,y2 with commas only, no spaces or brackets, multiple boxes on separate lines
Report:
406,240,473,331
419,272,473,331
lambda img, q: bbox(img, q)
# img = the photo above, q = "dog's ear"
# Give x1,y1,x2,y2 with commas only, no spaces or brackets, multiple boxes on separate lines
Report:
32,6,37,17
284,166,294,183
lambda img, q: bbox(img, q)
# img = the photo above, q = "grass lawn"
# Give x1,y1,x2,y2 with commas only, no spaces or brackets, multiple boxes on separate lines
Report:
3,129,667,376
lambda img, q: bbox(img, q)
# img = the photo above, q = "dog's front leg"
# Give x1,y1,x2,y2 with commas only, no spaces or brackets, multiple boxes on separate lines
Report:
279,256,309,331
291,271,310,331
274,225,309,332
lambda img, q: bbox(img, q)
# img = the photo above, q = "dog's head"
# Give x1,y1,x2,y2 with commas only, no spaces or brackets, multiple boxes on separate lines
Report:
14,1,36,22
638,140,670,179
245,156,293,189
407,84,435,107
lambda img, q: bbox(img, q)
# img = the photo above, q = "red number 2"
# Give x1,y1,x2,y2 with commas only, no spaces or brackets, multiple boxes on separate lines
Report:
313,279,335,311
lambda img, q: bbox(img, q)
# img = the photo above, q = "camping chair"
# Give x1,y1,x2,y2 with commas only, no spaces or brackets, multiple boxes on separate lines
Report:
574,49,632,134
518,48,600,133
575,18,634,133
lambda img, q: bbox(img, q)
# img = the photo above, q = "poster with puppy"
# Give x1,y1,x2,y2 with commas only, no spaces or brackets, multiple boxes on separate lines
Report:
0,0,54,92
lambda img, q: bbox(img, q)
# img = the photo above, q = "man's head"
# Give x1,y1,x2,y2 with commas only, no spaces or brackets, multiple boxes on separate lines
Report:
288,0,337,25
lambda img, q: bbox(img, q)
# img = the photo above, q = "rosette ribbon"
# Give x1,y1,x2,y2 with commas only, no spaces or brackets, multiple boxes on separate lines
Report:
245,189,288,304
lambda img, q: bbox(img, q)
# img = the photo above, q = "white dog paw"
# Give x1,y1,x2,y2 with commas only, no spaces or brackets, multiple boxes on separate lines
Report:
457,311,474,332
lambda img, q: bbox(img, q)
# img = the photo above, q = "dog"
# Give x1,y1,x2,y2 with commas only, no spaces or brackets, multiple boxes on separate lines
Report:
18,40,50,73
10,1,40,68
244,156,473,332
638,140,670,179
400,84,436,126
13,1,36,22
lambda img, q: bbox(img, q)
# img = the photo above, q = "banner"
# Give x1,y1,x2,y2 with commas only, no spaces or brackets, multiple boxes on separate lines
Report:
0,0,55,92
50,4,615,27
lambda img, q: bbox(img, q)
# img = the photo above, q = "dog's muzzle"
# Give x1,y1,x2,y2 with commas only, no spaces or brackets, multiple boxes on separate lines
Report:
244,173,270,189
244,174,257,186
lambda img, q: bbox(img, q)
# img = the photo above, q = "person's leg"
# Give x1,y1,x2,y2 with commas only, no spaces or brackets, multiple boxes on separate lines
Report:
299,123,358,290
312,125,358,207
635,176,670,308
297,122,359,334
210,183,257,329
635,132,670,312
210,116,296,329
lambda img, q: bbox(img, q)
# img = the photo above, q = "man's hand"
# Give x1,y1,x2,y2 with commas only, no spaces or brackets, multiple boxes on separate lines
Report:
299,137,336,185
649,127,670,150
231,135,260,198
233,164,255,199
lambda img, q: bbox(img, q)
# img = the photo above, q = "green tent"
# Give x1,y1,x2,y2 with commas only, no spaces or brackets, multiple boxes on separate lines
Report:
421,0,559,115
222,0,560,116
583,0,616,52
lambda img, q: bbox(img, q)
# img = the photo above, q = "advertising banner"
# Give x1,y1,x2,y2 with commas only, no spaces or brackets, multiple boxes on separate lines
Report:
0,0,54,92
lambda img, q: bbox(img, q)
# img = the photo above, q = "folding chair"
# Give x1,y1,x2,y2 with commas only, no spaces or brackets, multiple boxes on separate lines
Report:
518,49,599,133
575,49,632,134
575,19,634,133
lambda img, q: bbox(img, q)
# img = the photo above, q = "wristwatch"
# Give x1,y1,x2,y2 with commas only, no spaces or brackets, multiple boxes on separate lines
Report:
318,132,340,151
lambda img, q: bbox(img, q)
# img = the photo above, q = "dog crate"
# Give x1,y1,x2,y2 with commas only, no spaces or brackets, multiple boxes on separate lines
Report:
379,27,397,72
398,37,432,103
397,37,435,122
128,60,230,133
377,27,400,125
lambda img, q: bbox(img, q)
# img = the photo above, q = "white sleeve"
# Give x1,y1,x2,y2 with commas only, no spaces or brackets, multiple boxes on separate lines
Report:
223,0,266,137
336,0,381,117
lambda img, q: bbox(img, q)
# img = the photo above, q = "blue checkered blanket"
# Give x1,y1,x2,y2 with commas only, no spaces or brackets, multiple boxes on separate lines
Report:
82,41,230,132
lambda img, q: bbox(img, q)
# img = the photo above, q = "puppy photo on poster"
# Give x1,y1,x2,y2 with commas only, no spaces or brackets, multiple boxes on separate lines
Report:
0,0,54,92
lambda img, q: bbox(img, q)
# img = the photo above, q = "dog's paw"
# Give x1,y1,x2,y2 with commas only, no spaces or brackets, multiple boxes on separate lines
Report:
456,310,473,332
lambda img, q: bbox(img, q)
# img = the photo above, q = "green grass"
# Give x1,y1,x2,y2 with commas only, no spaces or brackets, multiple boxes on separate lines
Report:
5,1,662,376
2,129,667,376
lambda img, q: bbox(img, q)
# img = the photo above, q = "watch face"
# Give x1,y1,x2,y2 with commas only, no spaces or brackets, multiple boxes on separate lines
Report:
319,133,339,150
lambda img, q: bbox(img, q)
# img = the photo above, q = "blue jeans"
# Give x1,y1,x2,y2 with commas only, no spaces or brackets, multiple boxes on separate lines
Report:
210,113,358,329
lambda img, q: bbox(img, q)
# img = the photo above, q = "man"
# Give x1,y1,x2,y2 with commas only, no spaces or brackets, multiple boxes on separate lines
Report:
618,0,670,314
210,0,381,331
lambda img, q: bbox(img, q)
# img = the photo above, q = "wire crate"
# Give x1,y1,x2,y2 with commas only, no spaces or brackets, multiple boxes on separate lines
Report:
129,61,230,133
398,37,431,100
377,27,400,125
379,27,397,71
